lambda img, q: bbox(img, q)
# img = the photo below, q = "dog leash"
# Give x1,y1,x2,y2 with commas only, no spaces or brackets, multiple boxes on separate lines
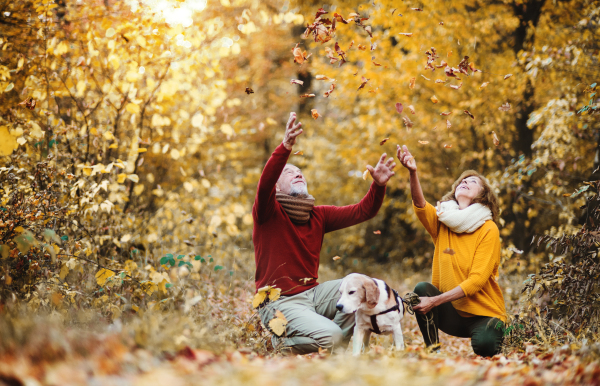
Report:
403,291,439,347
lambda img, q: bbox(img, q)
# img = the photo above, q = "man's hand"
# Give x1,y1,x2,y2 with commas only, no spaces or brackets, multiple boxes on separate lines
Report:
397,144,417,172
367,153,396,186
282,112,303,150
413,296,438,314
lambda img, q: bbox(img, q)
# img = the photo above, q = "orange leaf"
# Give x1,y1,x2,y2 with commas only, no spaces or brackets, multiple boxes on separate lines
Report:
373,230,381,234
430,95,439,103
311,109,320,119
380,138,390,146
418,140,429,145
409,77,416,89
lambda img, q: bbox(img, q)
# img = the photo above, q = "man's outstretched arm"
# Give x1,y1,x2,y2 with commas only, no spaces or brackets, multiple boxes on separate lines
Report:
322,154,396,233
252,112,303,224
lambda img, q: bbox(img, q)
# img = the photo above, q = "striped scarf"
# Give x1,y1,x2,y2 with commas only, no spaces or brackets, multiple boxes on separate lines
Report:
275,192,315,224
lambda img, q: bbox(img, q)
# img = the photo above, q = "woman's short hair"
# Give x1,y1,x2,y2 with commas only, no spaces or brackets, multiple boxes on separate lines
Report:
440,170,500,223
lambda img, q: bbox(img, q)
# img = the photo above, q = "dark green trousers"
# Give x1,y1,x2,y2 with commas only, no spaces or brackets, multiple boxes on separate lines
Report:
413,282,505,357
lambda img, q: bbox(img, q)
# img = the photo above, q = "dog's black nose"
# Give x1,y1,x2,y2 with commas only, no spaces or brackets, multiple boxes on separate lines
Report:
336,303,343,311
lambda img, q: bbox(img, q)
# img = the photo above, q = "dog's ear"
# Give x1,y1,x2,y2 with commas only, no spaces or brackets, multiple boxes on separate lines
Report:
363,279,380,308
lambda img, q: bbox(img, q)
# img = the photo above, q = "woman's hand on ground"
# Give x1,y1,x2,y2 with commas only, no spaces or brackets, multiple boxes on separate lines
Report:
367,153,396,186
282,112,302,150
397,145,417,172
413,296,438,314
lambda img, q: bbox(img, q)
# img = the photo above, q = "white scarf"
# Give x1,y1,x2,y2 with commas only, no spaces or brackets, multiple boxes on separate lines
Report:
436,200,492,234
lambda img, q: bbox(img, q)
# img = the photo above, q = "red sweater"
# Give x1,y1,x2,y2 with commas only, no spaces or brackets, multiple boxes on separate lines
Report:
252,143,386,296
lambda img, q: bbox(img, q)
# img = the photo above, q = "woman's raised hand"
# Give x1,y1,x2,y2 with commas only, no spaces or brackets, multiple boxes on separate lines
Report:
397,145,417,172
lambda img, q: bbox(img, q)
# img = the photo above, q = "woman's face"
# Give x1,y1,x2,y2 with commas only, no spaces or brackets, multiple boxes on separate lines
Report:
455,176,483,204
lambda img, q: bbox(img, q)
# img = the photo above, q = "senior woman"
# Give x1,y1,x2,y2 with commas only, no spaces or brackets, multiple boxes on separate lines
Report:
397,144,506,357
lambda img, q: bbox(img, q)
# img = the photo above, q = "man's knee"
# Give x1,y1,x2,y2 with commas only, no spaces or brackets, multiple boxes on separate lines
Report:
316,325,344,349
414,282,435,297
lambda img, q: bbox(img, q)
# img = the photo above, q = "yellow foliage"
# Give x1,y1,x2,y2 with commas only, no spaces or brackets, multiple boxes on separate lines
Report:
95,269,115,286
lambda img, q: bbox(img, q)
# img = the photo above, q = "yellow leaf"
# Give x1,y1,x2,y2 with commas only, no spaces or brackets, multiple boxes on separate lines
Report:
137,148,147,153
103,131,115,141
95,268,115,286
127,174,139,183
431,95,439,103
269,287,281,302
269,310,288,336
108,143,118,149
252,291,267,308
0,126,17,156
117,173,127,183
14,226,25,233
125,103,140,114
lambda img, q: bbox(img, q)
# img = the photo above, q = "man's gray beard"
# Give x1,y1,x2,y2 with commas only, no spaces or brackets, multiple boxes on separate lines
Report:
290,183,309,198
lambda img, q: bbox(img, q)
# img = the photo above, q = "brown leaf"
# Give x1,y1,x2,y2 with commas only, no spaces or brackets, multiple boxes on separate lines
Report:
395,103,404,114
450,82,462,90
446,119,451,129
464,110,474,120
418,140,429,144
311,109,320,119
323,83,336,97
290,79,304,86
403,116,414,129
373,230,382,234
294,150,304,155
372,61,382,66
245,87,254,94
18,97,36,110
411,8,423,11
409,77,416,89
479,82,489,90
492,131,500,146
380,138,390,146
498,102,511,112
443,248,455,255
315,75,333,81
504,74,513,80
440,111,452,116
334,42,347,66
430,95,439,103
439,21,444,25
357,76,369,91
300,94,316,98
291,43,312,64
357,44,367,50
408,105,416,114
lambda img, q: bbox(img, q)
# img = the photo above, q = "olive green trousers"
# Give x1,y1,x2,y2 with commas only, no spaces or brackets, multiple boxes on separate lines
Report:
258,279,355,355
414,282,505,357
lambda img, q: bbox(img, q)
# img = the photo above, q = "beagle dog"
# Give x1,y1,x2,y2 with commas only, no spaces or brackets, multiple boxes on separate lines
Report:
336,273,405,355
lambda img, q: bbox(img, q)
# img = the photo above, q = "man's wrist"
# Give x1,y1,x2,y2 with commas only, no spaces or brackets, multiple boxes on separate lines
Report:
373,178,386,187
282,141,292,151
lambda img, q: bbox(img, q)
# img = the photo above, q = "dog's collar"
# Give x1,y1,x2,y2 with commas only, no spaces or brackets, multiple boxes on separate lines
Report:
369,288,401,335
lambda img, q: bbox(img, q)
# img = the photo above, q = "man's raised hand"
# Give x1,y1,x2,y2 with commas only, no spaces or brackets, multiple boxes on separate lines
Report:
367,153,396,186
397,145,417,172
282,112,303,150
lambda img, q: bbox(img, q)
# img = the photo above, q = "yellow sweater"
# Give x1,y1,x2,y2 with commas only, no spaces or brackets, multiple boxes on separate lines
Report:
414,201,507,322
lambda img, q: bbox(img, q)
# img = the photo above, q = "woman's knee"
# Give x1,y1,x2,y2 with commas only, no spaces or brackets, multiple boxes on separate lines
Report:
471,334,502,357
414,282,436,297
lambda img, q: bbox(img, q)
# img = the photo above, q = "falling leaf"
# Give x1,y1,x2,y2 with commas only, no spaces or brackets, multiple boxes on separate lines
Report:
293,150,304,155
323,83,336,97
418,140,429,145
504,74,513,80
362,170,370,180
439,21,444,25
315,75,333,81
443,248,456,255
399,33,413,36
479,82,489,90
300,94,316,98
430,95,439,103
450,82,462,90
421,75,431,81
334,42,347,66
380,138,390,146
409,77,416,89
290,79,304,86
447,50,452,57
357,44,367,50
292,43,312,64
411,8,423,11
440,112,452,116
372,61,382,66
498,102,511,112
357,76,369,91
373,230,381,235
444,144,453,148
348,40,354,49
408,105,416,114
311,109,320,119
395,103,404,114
245,87,254,94
492,131,500,146
435,79,446,84
403,116,414,129
18,97,36,110
446,120,451,129
332,256,341,260
464,110,474,120
269,310,288,336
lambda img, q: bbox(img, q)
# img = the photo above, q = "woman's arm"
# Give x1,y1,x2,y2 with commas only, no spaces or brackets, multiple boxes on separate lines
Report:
397,145,425,208
413,286,465,314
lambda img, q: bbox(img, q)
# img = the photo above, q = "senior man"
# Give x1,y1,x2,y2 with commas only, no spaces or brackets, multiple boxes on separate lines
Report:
253,112,396,354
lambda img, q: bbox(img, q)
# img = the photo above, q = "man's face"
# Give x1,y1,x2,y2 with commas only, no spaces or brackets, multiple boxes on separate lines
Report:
277,164,308,197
